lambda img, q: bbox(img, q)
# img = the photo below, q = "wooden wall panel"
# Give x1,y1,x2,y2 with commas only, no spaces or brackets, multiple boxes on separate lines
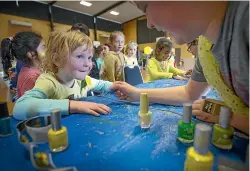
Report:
0,13,110,43
123,20,137,44
122,17,193,59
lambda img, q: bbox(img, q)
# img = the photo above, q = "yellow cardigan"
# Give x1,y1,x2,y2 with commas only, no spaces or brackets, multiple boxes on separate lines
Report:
147,57,184,82
100,51,125,82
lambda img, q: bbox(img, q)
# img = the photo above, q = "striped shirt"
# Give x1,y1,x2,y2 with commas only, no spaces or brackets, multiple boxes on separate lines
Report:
17,67,40,98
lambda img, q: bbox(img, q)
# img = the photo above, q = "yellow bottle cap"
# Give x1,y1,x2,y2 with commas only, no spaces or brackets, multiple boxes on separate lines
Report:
140,93,149,114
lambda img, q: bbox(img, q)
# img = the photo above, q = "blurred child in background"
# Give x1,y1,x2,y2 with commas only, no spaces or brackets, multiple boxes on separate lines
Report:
71,23,90,36
1,37,13,80
102,43,110,57
124,41,138,66
147,38,188,82
101,31,126,82
5,32,45,98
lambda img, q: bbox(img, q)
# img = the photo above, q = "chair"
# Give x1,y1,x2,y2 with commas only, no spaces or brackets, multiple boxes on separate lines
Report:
123,65,144,86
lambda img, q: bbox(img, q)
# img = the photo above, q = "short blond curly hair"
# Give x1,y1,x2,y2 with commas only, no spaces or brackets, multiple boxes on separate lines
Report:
41,30,93,73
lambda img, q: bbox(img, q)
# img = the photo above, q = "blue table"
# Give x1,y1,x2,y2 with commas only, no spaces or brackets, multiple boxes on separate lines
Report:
0,79,248,171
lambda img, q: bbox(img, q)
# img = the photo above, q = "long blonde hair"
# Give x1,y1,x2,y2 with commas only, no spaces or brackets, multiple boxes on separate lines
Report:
124,41,138,56
41,30,93,73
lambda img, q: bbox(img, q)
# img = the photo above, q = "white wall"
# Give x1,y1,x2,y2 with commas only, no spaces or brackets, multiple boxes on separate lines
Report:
178,58,195,71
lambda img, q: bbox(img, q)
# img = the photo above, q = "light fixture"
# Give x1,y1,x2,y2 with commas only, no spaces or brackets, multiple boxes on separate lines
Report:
9,20,32,27
80,1,92,7
110,11,119,15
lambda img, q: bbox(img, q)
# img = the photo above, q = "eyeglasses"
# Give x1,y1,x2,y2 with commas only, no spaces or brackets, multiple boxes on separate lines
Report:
187,39,198,53
187,44,192,53
187,41,198,53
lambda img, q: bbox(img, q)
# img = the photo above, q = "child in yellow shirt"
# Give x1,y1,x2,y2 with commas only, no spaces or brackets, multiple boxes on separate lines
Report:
13,30,117,120
147,38,188,82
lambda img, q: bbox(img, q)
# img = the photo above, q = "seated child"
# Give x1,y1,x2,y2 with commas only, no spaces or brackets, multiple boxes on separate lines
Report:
5,32,45,98
147,38,188,82
100,31,126,82
124,41,138,66
13,30,117,120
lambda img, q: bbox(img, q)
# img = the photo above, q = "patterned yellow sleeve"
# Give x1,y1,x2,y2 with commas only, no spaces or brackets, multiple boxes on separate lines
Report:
85,76,112,92
198,36,249,116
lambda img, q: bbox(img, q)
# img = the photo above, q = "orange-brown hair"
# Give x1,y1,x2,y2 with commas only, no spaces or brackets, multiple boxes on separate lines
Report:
41,30,93,73
109,31,125,43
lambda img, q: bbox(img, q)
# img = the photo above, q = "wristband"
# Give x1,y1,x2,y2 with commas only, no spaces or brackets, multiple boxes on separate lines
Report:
202,99,226,115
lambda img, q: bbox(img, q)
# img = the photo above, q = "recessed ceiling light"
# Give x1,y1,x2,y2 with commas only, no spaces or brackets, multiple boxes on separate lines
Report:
80,1,92,7
110,11,119,15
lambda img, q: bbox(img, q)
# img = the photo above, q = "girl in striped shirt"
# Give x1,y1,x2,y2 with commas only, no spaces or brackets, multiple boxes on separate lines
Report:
6,32,46,98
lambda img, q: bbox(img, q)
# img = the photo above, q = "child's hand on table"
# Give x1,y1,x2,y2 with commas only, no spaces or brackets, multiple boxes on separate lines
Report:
192,99,219,123
69,101,111,116
112,81,140,101
184,69,192,77
173,75,186,80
